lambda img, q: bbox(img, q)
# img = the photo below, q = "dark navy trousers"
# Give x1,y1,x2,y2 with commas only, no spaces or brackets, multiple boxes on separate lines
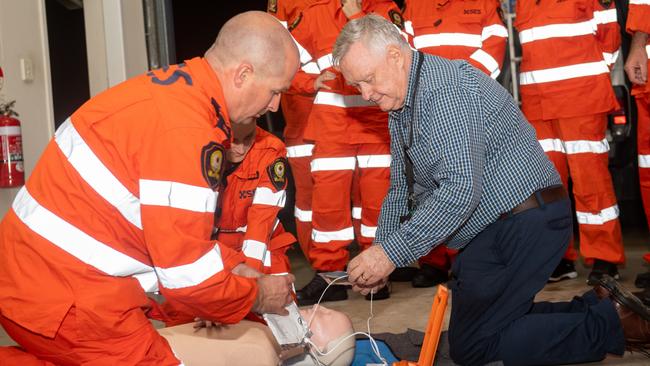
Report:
447,195,625,366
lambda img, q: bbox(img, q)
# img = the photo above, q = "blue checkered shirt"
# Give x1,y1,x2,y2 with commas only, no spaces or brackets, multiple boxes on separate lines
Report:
375,52,561,267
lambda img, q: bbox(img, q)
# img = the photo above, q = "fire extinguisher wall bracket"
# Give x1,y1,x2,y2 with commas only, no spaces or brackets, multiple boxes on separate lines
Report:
0,111,25,188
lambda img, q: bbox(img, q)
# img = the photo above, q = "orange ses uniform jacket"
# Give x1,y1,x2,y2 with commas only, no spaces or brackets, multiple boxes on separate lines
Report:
628,0,650,97
403,0,507,79
217,127,294,275
0,57,256,341
515,0,620,121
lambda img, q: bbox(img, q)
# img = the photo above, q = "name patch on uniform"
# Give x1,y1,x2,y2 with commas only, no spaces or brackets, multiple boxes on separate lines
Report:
389,10,404,30
268,0,278,13
267,158,288,191
201,142,225,190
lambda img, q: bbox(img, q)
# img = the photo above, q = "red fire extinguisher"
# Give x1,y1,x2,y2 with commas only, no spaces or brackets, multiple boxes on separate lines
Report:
0,100,24,187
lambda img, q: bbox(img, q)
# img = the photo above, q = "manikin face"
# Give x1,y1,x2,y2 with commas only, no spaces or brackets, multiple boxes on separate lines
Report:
339,41,409,112
227,122,256,163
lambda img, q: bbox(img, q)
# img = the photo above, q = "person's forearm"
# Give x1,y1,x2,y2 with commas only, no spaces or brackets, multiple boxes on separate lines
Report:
631,31,649,51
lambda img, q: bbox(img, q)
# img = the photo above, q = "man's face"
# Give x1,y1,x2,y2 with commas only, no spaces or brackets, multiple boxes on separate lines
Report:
227,123,256,163
339,41,408,112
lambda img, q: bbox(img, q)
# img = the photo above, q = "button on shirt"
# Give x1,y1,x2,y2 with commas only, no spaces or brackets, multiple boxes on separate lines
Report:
375,52,561,267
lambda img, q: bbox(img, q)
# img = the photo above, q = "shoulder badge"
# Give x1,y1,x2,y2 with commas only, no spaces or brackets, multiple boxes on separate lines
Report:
201,142,226,190
268,0,278,13
598,0,613,8
288,12,303,31
388,10,404,30
267,158,288,191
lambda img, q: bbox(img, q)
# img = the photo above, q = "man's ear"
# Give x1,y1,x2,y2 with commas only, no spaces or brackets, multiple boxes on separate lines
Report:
386,44,403,68
234,62,254,88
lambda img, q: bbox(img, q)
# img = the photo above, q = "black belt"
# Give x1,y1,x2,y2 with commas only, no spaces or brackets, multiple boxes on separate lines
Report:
499,185,568,220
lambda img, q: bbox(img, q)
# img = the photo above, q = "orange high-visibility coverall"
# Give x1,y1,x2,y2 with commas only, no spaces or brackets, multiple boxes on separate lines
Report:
403,0,507,271
515,0,624,264
290,0,402,271
269,0,319,260
627,1,650,263
0,57,257,365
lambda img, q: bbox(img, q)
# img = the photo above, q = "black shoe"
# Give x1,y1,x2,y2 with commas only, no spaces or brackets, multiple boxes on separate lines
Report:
587,259,620,286
296,273,348,306
636,272,650,289
365,283,390,301
411,264,449,288
548,259,578,283
389,267,419,282
633,288,650,307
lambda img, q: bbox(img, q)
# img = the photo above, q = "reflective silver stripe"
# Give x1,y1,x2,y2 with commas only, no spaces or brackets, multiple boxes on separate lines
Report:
639,155,650,168
242,239,267,261
13,187,154,283
404,20,414,36
413,33,481,49
313,91,376,108
252,187,287,207
295,206,313,222
55,118,142,229
481,24,508,40
357,154,391,168
292,37,314,66
360,224,377,238
133,271,159,293
155,244,224,289
279,20,288,28
287,144,314,158
631,0,650,4
519,61,609,85
519,20,595,44
311,157,356,172
302,61,320,75
317,54,333,70
538,138,565,153
352,207,362,220
469,49,501,78
593,9,617,25
0,126,21,135
576,205,619,225
311,227,355,242
139,179,218,213
264,253,271,268
647,45,650,58
565,139,609,155
602,50,620,66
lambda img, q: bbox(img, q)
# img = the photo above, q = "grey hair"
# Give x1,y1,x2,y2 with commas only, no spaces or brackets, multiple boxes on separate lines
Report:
333,14,410,67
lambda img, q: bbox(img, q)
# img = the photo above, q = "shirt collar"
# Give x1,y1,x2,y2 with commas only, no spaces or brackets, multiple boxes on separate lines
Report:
392,50,420,120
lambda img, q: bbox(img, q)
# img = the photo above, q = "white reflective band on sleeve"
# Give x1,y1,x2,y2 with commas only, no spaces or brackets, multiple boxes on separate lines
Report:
253,187,287,207
413,33,482,49
313,91,376,108
519,61,609,85
469,49,501,79
287,144,314,158
264,254,271,267
140,179,217,213
481,24,508,40
404,20,414,36
242,239,268,261
133,271,159,293
317,54,333,70
280,20,288,28
593,9,617,25
631,0,650,4
13,187,154,282
646,45,650,58
311,227,355,243
602,50,620,66
301,61,320,75
519,20,595,44
360,224,377,238
639,155,650,168
294,206,313,222
538,138,565,153
564,139,609,155
292,37,314,65
576,205,619,225
357,154,392,168
311,157,356,172
352,207,362,220
55,118,142,229
0,126,21,136
155,244,224,289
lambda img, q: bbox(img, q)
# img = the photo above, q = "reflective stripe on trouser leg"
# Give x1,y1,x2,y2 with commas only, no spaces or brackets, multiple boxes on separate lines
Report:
636,95,650,236
286,141,314,258
557,114,624,264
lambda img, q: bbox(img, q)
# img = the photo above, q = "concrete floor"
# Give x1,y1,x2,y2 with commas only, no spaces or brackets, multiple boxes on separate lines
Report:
2,229,650,365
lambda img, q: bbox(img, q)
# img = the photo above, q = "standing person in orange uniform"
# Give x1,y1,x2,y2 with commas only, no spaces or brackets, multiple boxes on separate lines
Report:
268,0,320,263
289,0,405,305
515,0,624,284
0,12,299,365
624,0,650,294
401,0,507,288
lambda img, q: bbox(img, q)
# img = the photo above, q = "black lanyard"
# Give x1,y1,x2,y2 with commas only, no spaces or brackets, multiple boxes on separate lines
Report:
401,51,424,219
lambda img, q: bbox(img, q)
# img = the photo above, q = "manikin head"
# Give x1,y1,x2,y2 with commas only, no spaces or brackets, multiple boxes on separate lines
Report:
205,11,300,125
227,121,257,163
333,14,412,112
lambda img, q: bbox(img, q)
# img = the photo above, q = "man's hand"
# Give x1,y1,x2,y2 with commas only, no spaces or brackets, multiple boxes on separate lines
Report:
625,32,649,85
232,263,263,278
314,71,336,91
341,0,363,19
347,245,395,295
251,274,295,315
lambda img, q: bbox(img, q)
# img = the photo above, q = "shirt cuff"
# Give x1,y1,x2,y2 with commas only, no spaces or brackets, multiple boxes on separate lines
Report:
381,229,417,267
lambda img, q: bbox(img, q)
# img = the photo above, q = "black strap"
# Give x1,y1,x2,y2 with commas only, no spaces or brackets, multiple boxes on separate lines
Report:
402,52,424,216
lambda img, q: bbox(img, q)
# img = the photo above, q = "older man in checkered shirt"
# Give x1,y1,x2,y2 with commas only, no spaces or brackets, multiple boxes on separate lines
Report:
333,14,650,366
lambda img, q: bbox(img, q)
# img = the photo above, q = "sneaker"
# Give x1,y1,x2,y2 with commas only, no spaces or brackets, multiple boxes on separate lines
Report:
587,259,620,286
411,264,449,288
365,283,390,301
548,259,578,282
296,273,348,306
636,271,650,289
